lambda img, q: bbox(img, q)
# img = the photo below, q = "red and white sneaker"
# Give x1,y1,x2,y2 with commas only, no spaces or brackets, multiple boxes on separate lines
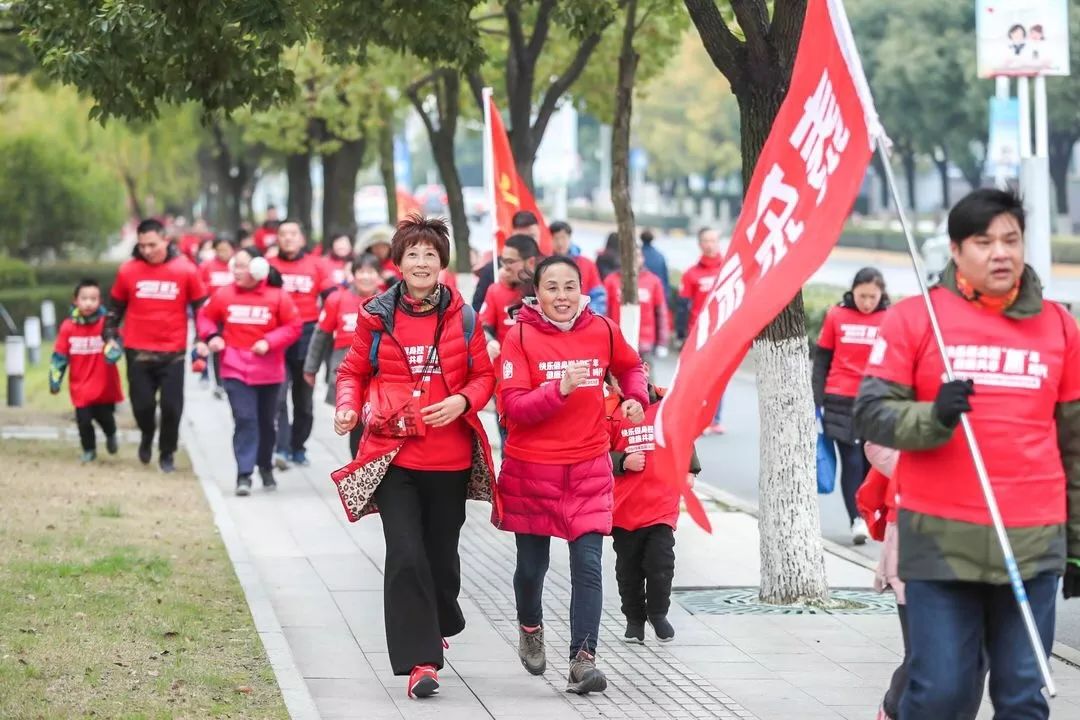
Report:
442,638,450,650
407,665,439,699
874,703,890,720
703,423,726,436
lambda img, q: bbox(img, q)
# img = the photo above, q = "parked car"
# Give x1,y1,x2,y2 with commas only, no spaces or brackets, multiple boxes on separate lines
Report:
414,183,448,216
462,186,488,222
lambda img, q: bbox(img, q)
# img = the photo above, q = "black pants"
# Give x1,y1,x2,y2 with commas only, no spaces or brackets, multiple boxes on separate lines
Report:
75,403,117,452
126,351,185,456
276,322,315,454
834,438,868,523
612,524,676,622
348,424,364,459
374,465,469,675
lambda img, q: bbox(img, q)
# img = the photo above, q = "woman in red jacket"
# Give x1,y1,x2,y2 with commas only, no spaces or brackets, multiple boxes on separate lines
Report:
498,256,648,695
331,215,496,700
811,267,889,545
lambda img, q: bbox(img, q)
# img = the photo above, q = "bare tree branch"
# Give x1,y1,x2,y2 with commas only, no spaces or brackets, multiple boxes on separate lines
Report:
684,0,745,87
467,70,486,112
731,0,770,64
478,27,509,37
504,0,530,79
405,73,440,139
532,30,605,147
526,0,557,65
770,0,808,74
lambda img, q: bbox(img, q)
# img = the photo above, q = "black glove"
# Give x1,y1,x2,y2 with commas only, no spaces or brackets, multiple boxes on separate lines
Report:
1064,560,1080,600
932,379,974,428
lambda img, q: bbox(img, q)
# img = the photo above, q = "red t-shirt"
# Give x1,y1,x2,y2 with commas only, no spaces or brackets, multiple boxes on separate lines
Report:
55,315,124,408
200,258,234,295
865,289,1080,527
317,289,368,350
111,256,207,352
500,313,641,464
817,305,887,397
574,255,604,296
679,255,724,329
269,252,334,323
323,256,350,287
604,270,669,351
390,310,474,471
610,395,681,531
479,281,525,344
252,226,277,252
199,282,300,350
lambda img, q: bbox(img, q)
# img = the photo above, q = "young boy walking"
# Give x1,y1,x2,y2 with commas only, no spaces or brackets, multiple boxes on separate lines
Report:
607,365,700,643
50,279,125,462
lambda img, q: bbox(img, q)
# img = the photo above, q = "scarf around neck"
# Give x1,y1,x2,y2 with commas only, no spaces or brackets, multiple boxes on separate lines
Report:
398,283,442,315
955,270,1020,314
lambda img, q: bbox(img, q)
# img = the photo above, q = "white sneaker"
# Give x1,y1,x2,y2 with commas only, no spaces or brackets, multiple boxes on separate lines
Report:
851,518,869,546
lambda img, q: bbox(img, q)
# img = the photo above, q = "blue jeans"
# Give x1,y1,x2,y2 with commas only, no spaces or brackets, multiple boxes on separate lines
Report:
514,532,603,659
224,379,281,475
901,573,1058,720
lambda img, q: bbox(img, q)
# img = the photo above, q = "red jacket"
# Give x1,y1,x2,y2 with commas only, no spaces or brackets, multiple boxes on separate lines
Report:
331,286,497,522
497,304,648,540
679,254,724,330
54,314,124,408
110,254,207,352
609,388,689,531
866,289,1080,527
269,251,335,323
196,282,302,386
604,269,670,353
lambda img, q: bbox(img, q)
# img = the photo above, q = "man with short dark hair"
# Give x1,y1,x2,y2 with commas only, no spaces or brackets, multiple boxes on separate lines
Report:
855,188,1080,719
549,221,605,314
679,227,726,434
105,218,208,472
639,228,670,300
268,219,337,466
471,211,546,312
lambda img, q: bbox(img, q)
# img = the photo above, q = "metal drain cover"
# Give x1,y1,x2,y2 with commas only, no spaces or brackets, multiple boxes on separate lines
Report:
674,587,897,615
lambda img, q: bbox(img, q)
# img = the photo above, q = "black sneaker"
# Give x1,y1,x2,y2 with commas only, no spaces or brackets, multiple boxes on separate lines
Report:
518,626,546,675
159,454,176,474
566,649,607,695
623,619,645,644
105,434,119,455
259,467,277,491
648,614,675,643
236,474,252,496
138,435,153,464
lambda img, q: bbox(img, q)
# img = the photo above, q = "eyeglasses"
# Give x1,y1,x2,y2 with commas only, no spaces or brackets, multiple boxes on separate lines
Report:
497,256,523,268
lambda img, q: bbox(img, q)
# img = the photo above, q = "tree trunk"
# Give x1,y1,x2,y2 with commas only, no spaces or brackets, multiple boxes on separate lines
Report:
433,133,471,272
901,148,917,212
122,172,144,219
934,148,950,210
379,108,399,225
870,152,889,211
286,152,314,235
736,78,830,606
321,135,365,247
612,0,640,347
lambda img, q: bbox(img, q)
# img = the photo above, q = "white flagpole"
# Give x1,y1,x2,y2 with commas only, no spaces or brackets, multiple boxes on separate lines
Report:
482,87,498,288
875,135,1057,698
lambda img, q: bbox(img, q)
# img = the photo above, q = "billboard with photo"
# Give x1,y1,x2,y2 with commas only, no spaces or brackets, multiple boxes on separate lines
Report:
977,0,1070,77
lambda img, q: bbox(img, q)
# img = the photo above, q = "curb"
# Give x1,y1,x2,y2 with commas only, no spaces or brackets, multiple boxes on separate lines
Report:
695,482,1080,668
182,418,322,720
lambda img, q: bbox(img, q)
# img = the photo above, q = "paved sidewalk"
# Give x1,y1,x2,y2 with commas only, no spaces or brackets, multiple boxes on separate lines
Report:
181,379,1080,720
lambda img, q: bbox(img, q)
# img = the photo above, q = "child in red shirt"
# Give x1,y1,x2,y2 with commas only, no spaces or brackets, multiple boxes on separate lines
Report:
49,280,125,462
607,362,700,644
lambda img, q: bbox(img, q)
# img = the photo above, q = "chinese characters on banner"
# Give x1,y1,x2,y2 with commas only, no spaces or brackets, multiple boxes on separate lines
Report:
654,0,883,531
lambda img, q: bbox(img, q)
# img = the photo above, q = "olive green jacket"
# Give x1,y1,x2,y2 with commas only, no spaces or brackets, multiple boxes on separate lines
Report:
853,262,1080,583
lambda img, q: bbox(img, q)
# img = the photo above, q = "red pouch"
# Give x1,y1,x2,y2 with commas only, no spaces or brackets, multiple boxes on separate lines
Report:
367,379,426,438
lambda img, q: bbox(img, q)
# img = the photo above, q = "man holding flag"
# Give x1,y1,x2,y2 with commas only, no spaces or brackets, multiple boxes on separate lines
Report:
855,189,1080,719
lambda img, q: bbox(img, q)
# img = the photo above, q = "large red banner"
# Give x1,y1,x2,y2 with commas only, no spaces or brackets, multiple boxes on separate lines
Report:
487,95,552,255
654,0,882,531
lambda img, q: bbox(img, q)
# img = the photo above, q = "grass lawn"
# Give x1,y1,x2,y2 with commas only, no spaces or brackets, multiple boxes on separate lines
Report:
0,440,289,719
0,339,102,416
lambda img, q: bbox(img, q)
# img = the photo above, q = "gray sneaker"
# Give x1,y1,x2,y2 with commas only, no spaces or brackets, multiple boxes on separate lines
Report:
518,626,546,675
566,649,607,695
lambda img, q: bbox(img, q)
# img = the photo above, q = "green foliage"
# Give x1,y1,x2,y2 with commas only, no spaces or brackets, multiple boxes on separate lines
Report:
0,284,76,333
802,284,845,345
0,257,35,289
0,134,125,260
34,262,120,293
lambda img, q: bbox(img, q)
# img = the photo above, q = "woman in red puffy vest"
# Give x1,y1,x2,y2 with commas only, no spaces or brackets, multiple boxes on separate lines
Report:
331,216,495,700
498,256,648,695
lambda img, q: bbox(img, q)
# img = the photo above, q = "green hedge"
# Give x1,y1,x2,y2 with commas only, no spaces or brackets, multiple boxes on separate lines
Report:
837,228,913,253
0,256,35,289
802,283,846,345
34,261,120,292
0,284,77,336
567,207,693,232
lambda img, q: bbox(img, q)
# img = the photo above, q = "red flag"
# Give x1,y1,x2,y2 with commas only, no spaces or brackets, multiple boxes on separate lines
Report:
486,94,552,255
654,0,883,531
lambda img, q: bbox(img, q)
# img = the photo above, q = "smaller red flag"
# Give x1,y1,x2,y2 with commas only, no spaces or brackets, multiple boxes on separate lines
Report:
487,95,552,255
